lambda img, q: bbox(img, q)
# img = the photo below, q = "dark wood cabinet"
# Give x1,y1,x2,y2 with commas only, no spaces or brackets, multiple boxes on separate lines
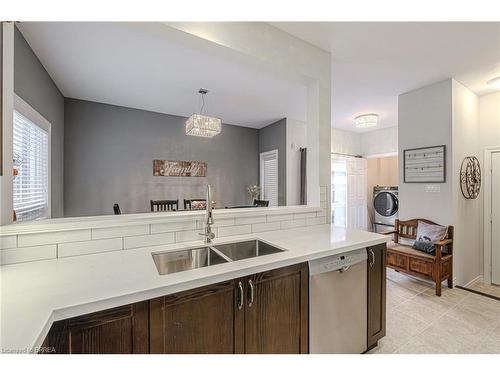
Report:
42,301,149,354
149,280,244,354
149,262,309,354
244,263,309,354
41,262,311,354
367,243,387,349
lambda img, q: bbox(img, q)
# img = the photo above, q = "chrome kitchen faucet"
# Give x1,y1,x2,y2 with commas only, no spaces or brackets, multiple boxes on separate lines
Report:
199,184,215,244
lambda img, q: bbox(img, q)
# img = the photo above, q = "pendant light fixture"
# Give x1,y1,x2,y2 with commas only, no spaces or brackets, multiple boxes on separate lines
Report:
185,89,222,138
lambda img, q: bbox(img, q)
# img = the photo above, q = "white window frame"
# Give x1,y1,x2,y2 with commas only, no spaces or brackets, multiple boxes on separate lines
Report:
13,94,52,220
260,149,279,207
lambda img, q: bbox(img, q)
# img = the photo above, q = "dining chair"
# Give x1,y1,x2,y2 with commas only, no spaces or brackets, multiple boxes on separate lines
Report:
113,203,121,215
184,199,206,210
150,200,178,212
253,199,269,207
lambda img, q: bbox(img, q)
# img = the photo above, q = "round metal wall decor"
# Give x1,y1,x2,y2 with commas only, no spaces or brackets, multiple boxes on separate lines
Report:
460,156,481,199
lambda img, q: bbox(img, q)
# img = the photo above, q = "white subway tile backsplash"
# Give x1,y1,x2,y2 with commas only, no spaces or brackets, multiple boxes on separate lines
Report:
320,185,327,195
151,220,197,234
234,216,266,225
199,218,235,228
251,222,281,233
280,219,306,230
293,212,317,220
266,214,293,223
175,229,206,243
1,245,56,265
58,238,123,258
0,236,17,250
306,216,327,226
18,230,91,248
316,208,327,217
123,232,175,249
92,225,149,240
1,208,327,264
218,225,252,237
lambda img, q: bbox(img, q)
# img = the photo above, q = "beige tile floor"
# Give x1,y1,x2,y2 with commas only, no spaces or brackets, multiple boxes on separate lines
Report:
368,268,500,354
468,279,500,299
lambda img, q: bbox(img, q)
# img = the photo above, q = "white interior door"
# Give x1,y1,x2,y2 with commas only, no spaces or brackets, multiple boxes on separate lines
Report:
346,158,368,230
491,152,500,285
260,150,278,207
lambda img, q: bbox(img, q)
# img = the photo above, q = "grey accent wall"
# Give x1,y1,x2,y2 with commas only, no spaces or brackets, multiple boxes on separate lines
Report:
14,26,65,218
64,99,259,217
398,79,453,225
259,118,287,205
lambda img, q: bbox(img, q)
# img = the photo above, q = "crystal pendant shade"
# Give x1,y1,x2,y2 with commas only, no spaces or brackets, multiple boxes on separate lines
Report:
185,113,222,138
354,113,378,129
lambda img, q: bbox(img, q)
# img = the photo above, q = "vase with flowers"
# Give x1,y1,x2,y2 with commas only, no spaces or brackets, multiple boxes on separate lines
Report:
246,185,261,205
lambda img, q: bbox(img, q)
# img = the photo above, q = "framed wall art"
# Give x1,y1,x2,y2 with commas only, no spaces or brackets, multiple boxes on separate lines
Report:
403,145,446,183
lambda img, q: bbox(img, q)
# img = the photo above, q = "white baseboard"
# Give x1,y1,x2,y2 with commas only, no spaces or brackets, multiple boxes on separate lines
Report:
463,275,483,288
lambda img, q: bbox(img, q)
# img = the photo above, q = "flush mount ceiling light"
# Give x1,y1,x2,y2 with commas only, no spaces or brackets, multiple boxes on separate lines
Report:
487,76,500,89
185,89,222,138
354,113,378,129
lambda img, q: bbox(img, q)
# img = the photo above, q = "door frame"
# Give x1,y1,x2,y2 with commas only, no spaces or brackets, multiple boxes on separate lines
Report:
483,146,500,284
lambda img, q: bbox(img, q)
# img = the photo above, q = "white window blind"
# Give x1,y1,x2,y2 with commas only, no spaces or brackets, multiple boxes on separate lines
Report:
13,110,49,222
260,150,278,207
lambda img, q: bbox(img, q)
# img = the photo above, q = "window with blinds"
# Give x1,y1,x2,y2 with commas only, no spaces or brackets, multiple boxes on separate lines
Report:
260,150,279,207
13,110,49,222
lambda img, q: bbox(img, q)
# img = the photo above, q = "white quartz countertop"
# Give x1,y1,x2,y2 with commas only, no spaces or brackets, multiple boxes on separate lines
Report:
0,224,388,352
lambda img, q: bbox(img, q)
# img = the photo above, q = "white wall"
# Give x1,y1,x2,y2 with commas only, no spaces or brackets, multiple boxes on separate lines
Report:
398,79,453,225
331,127,398,158
286,118,307,205
451,80,480,286
361,127,398,157
331,128,362,156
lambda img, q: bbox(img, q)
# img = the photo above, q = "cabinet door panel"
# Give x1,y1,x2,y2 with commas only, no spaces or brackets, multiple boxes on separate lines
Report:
367,244,387,348
150,280,243,354
245,263,308,354
42,302,149,354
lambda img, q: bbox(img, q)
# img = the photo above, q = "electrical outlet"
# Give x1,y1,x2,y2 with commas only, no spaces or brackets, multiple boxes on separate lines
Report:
424,184,441,193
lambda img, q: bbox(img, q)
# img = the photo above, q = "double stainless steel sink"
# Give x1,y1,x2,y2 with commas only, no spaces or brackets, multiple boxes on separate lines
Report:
152,240,284,275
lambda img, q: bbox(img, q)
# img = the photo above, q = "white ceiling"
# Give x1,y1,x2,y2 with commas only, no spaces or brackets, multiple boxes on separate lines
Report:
272,22,500,133
17,22,307,129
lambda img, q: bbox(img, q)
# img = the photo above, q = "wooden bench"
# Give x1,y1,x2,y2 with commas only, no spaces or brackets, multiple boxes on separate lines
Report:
383,219,454,296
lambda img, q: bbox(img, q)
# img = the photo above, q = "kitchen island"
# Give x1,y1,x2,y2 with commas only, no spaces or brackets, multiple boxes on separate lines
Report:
0,224,388,354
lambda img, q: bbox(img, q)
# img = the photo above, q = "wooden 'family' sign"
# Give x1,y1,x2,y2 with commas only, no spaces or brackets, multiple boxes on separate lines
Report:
153,160,207,177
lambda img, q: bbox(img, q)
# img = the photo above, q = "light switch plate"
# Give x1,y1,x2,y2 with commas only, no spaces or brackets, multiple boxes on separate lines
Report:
425,184,441,193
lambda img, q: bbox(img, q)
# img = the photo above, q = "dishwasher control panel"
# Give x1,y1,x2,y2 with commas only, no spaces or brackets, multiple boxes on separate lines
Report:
308,248,367,274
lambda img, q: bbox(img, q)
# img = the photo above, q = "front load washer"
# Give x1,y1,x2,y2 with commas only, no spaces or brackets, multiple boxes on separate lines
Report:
373,186,399,233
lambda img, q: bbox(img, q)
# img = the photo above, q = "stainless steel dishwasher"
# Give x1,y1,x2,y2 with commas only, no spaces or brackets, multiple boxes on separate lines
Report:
309,248,368,354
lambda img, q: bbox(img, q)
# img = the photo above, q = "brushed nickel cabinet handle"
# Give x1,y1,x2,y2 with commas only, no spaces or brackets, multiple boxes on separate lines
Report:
237,281,244,310
369,249,375,267
248,279,254,307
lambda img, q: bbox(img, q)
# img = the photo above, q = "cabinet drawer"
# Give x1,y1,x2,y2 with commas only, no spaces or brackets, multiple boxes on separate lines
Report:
387,250,407,270
409,258,433,277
